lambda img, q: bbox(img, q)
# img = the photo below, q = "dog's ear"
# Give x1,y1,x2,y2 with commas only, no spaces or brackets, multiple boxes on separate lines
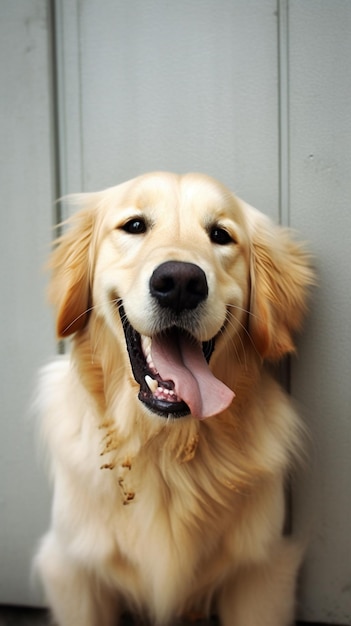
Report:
246,206,314,360
48,204,96,338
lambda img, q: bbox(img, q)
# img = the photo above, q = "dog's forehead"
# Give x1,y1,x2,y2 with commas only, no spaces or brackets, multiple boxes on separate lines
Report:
124,172,244,222
180,174,244,222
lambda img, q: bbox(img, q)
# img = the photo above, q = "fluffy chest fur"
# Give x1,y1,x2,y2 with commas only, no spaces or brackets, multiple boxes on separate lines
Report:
38,352,296,623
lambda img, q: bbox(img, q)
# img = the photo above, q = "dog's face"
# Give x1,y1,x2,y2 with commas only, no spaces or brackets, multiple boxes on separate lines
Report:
94,173,250,341
92,173,251,418
50,172,313,421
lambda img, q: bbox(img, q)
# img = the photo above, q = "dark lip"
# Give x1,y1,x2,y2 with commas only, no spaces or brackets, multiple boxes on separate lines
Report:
118,304,215,419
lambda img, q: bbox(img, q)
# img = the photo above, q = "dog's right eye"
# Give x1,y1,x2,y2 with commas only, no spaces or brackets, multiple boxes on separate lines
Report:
209,226,234,245
121,218,147,235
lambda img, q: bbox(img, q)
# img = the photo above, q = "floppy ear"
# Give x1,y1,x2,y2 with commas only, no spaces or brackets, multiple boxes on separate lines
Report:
247,206,314,360
48,206,95,338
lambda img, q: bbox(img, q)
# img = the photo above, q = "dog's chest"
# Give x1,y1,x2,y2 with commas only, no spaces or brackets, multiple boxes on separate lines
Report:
99,451,233,617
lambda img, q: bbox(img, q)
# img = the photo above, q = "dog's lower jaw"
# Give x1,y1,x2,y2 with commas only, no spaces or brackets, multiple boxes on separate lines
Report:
118,304,223,419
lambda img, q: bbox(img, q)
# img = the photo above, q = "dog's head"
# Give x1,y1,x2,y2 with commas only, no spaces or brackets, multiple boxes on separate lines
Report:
49,172,313,420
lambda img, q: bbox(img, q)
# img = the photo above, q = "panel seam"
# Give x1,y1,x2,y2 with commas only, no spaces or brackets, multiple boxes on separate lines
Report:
48,0,62,226
278,0,290,227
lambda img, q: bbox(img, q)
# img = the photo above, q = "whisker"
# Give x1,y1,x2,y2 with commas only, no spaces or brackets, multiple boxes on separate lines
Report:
226,303,262,323
60,305,97,336
226,304,262,360
61,298,121,337
220,313,247,370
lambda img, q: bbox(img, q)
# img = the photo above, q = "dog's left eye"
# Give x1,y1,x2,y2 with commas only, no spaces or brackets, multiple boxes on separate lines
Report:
209,226,234,245
121,218,147,234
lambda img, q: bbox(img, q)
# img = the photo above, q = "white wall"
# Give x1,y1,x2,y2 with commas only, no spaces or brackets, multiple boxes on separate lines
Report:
289,2,351,623
0,0,55,605
0,1,350,623
56,0,281,217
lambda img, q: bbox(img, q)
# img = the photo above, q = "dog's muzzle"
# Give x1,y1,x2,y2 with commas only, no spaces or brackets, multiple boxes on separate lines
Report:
119,261,234,420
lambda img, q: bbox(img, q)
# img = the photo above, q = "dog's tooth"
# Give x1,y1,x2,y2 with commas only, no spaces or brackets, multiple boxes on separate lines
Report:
145,375,158,394
141,335,151,354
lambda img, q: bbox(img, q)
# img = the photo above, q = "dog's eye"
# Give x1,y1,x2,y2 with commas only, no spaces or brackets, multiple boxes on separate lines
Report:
209,226,234,245
121,218,147,235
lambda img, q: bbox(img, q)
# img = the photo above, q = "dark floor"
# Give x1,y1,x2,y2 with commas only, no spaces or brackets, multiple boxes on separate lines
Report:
0,607,49,626
0,606,337,626
0,607,212,626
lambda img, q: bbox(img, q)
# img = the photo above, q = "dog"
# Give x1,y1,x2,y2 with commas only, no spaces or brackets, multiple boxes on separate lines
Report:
35,172,314,626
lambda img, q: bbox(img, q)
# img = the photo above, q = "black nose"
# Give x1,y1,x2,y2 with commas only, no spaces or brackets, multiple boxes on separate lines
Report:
150,261,208,313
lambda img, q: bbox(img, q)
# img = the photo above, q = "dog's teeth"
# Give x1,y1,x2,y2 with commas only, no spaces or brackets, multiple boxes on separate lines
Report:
145,375,158,394
141,335,152,354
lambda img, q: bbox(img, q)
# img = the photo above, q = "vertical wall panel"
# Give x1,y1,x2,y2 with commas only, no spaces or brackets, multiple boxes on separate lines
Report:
288,2,351,624
57,0,280,219
0,1,55,605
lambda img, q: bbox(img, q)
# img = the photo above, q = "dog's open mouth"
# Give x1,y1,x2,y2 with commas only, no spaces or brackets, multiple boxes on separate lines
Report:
119,306,234,419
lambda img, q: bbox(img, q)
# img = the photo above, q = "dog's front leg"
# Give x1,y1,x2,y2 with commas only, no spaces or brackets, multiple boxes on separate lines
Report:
217,539,303,626
35,532,120,626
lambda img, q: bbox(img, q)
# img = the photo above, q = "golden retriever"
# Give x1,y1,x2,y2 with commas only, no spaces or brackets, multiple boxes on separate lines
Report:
35,172,313,626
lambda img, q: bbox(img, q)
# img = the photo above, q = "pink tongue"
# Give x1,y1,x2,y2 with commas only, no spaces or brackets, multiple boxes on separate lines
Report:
151,330,234,419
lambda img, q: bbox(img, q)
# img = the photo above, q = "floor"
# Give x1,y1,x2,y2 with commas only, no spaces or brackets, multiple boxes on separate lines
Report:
0,607,215,626
0,607,49,626
0,607,333,626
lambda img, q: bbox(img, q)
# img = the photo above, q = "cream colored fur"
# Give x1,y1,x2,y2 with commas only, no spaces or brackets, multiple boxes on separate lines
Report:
34,172,313,626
